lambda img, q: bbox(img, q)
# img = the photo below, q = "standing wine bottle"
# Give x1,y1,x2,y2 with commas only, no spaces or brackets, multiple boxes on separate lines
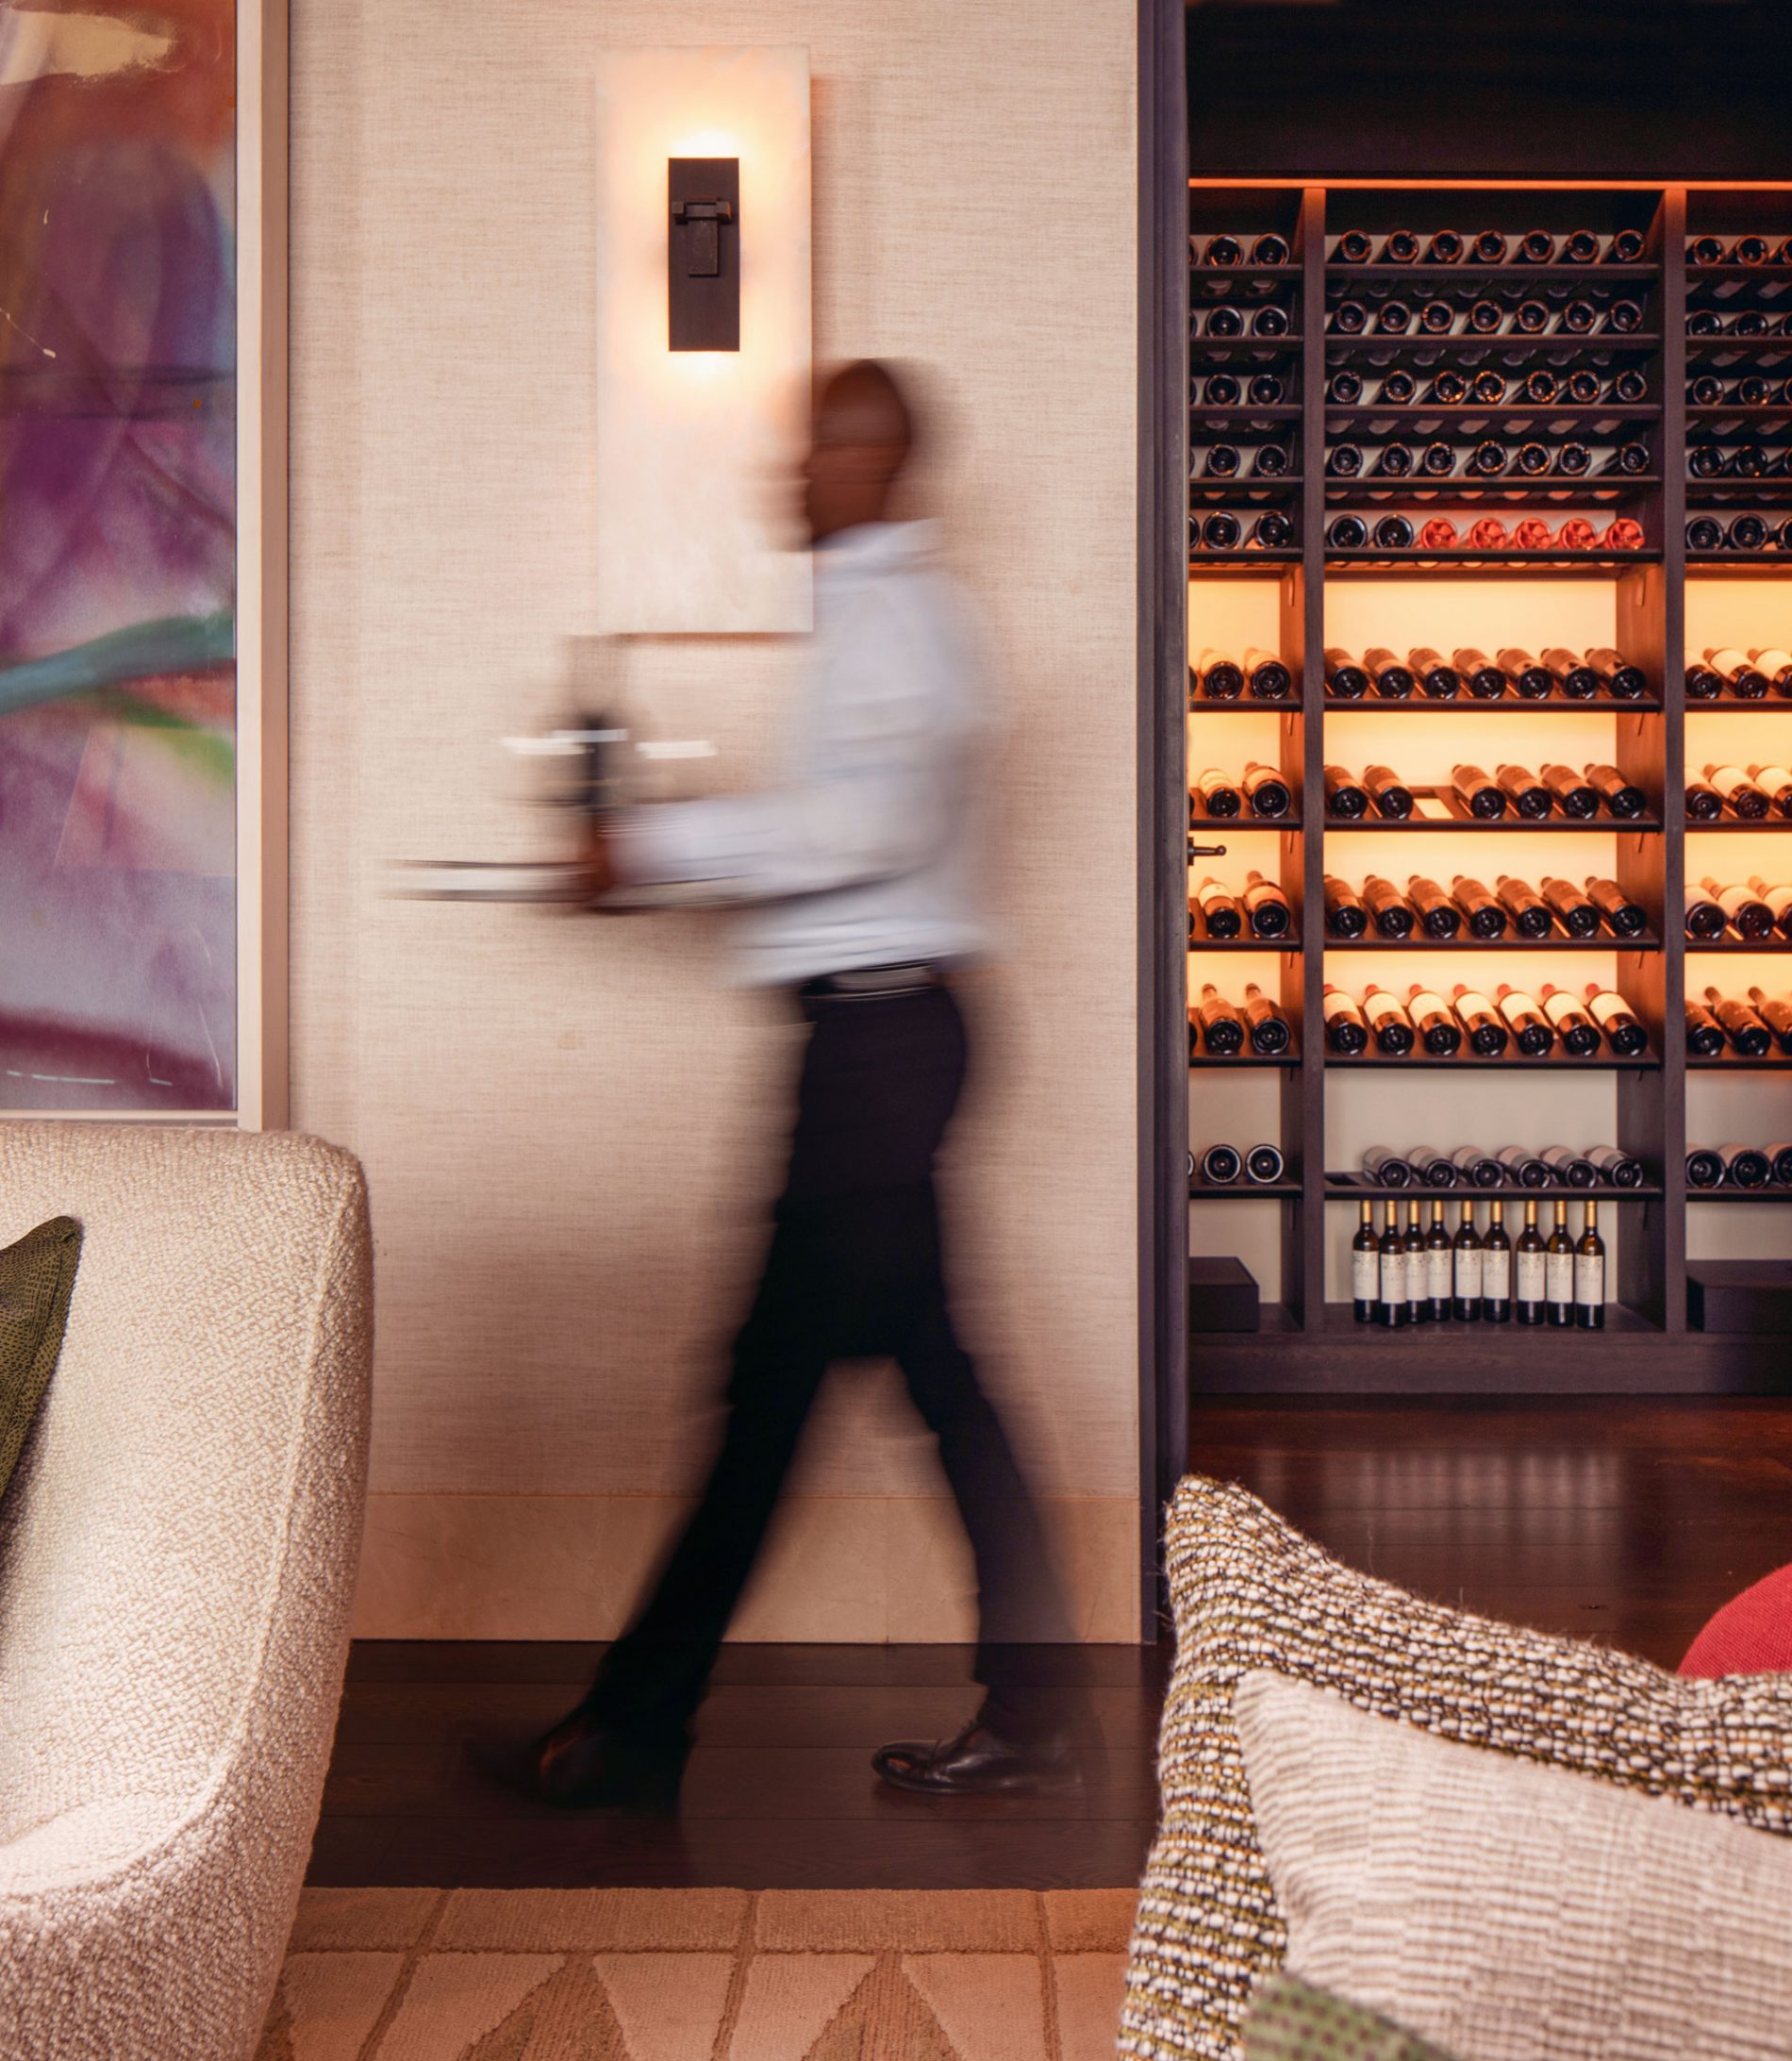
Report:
1573,1202,1605,1329
1499,647,1559,701
1704,986,1772,1056
1705,762,1770,820
1684,997,1727,1057
1587,648,1649,701
1377,1203,1408,1327
1539,983,1603,1057
1363,986,1417,1056
1323,764,1369,819
1451,985,1511,1056
1193,768,1241,818
1544,1200,1575,1327
1496,874,1554,939
1242,983,1292,1055
1363,875,1417,939
1585,876,1648,938
1322,875,1370,939
1452,1203,1483,1322
1515,1201,1547,1325
1362,647,1417,699
1409,647,1462,699
1541,876,1601,938
1352,1201,1379,1323
1195,984,1245,1056
1747,986,1792,1055
1241,762,1293,819
1242,872,1293,939
1496,985,1556,1055
1403,1203,1428,1324
1192,878,1245,939
1453,649,1511,699
1750,762,1792,817
1584,763,1647,819
1406,984,1464,1056
1496,764,1553,819
1452,878,1509,939
1423,1201,1453,1321
1540,763,1599,818
1365,765,1415,820
1195,648,1246,700
1324,649,1370,700
1407,876,1463,939
1244,648,1294,701
1482,1201,1513,1322
1322,985,1371,1055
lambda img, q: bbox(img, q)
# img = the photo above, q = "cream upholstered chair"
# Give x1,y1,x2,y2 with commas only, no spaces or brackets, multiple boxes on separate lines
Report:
0,1123,373,2061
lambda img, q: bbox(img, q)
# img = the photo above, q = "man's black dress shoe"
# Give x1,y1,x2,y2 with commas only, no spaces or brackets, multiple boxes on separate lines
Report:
472,1708,689,1812
871,1720,1081,1796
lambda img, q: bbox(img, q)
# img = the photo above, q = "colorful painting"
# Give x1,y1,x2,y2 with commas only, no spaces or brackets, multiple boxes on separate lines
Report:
0,0,236,1110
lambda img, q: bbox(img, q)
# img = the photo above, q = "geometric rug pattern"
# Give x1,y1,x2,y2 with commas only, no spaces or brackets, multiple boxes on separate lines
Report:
257,1887,1136,2061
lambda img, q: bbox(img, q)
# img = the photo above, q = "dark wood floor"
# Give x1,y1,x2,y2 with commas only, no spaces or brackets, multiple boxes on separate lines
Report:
310,1399,1792,1889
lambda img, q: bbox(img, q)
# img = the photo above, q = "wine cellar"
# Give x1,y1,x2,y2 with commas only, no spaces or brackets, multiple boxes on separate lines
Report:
1179,182,1792,1393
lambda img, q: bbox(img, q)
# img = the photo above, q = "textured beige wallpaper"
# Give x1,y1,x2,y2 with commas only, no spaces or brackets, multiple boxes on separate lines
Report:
290,0,1140,1638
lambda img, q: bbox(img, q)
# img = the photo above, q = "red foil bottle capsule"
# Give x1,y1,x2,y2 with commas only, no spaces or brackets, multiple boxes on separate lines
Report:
1558,517,1598,550
1419,516,1460,549
1512,517,1554,550
1468,515,1511,550
1604,516,1645,551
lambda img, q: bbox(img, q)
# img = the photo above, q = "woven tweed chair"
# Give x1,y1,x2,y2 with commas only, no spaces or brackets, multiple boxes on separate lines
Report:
1120,1474,1792,2061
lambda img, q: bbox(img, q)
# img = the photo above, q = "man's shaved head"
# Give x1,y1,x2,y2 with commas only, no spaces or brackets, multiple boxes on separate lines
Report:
799,359,921,543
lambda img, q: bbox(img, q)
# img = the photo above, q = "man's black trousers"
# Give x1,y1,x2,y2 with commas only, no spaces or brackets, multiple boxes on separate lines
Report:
583,977,1068,1743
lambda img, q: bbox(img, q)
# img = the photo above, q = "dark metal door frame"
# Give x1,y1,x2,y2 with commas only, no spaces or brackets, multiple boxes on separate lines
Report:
1137,0,1187,1637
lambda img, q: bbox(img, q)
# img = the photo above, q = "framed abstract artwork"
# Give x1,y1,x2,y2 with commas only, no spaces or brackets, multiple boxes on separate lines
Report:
0,0,286,1123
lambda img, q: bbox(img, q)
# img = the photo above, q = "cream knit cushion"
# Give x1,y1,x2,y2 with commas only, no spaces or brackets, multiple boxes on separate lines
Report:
1120,1476,1792,2061
0,1123,373,2061
1237,1670,1792,2061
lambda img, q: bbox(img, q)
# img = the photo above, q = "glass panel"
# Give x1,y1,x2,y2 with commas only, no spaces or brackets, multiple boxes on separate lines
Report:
0,0,236,1110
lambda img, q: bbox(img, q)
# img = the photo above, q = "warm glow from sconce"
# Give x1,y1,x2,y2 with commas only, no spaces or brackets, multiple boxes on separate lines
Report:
594,45,812,633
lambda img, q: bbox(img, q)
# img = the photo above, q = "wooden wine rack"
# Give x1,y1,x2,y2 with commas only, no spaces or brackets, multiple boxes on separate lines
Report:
1181,182,1792,1394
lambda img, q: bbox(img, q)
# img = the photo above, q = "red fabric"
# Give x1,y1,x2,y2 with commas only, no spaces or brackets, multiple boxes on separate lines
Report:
1680,1563,1792,1678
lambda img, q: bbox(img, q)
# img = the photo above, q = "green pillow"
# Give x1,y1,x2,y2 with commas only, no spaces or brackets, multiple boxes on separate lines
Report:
1243,1975,1462,2061
0,1216,82,1505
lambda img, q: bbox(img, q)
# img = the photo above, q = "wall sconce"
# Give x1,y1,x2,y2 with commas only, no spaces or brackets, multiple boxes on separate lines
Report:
594,46,811,634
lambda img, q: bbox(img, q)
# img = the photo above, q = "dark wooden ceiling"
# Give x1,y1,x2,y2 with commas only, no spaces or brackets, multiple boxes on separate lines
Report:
1186,1,1792,182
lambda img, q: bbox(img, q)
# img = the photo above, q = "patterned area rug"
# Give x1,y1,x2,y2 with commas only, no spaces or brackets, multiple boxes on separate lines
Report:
257,1886,1137,2060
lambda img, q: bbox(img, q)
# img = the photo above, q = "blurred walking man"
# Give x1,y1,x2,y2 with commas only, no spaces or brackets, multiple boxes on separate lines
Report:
517,360,1075,1807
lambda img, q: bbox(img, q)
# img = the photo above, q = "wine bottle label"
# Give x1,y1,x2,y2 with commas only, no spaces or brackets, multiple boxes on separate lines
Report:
1484,1249,1511,1302
1454,1248,1483,1300
1575,1255,1604,1307
1546,1251,1574,1304
1516,1251,1545,1303
1352,1251,1379,1302
1426,1250,1452,1299
1380,1251,1405,1302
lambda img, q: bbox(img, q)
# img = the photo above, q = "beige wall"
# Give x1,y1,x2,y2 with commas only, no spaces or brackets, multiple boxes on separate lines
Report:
290,1,1140,1639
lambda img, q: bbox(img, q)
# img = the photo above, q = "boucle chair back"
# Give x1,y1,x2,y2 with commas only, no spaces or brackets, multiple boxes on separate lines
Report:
0,1123,373,2061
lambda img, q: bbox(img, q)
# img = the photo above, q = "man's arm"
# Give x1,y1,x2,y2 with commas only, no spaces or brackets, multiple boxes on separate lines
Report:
611,591,959,906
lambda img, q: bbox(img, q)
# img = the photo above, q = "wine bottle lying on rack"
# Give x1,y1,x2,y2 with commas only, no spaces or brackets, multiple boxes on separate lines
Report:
1190,877,1243,939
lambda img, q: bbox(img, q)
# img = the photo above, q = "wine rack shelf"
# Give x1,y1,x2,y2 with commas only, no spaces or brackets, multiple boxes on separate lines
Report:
1179,179,1792,1396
